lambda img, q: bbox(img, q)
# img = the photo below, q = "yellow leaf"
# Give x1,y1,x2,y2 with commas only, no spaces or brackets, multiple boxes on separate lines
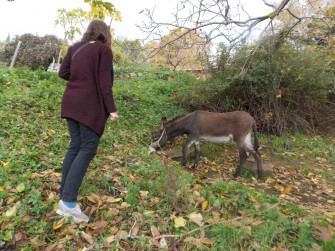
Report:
139,190,149,197
119,202,131,209
0,186,3,192
268,12,276,19
54,172,61,177
327,200,335,204
174,217,186,228
282,186,291,194
5,205,18,217
48,192,56,202
193,191,201,197
105,235,115,243
53,218,65,230
201,200,209,211
188,212,203,222
1,161,9,167
250,196,257,203
273,184,283,191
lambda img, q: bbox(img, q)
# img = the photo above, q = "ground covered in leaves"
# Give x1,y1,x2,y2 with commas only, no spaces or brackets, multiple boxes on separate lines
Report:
0,67,334,250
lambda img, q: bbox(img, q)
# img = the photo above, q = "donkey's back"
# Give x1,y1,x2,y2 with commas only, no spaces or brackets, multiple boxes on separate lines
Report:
191,111,256,144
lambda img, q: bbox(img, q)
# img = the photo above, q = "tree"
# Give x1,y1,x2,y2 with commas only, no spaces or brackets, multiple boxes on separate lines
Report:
139,0,292,52
147,29,210,70
55,1,121,43
112,38,147,67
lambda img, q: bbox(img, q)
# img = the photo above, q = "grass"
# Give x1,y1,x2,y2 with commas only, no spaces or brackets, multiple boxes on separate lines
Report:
0,67,334,250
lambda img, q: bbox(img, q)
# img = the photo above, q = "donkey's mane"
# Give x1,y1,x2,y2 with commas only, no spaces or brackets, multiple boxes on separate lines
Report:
167,115,184,124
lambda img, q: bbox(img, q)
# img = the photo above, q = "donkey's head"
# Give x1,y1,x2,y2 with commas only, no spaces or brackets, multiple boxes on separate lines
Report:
151,117,168,150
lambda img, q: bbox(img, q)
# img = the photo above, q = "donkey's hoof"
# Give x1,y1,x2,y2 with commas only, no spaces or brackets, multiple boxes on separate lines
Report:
190,164,198,169
232,173,240,178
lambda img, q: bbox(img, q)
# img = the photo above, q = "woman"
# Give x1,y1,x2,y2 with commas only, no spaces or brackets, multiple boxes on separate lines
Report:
57,20,119,223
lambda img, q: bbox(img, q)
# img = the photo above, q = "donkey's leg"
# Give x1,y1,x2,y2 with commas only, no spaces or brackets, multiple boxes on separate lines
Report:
182,137,194,167
191,141,200,169
244,130,263,180
233,145,248,178
249,150,263,181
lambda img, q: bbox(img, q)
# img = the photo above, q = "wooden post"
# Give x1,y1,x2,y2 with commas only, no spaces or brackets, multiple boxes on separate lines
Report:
10,40,22,68
57,49,62,64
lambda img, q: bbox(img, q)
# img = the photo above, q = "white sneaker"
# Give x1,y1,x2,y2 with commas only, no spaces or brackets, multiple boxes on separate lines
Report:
56,200,90,223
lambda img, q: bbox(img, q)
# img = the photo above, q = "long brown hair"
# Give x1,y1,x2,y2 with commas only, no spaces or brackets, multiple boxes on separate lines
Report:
81,20,112,47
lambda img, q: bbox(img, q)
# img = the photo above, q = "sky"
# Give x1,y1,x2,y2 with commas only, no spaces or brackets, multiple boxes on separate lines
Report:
0,0,276,42
0,0,180,41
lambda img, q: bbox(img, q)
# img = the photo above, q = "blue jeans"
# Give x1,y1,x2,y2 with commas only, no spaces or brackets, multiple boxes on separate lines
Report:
60,119,100,202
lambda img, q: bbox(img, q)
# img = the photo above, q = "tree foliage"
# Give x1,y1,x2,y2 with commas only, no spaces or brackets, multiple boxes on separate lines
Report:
146,29,210,70
112,38,147,67
175,33,335,135
0,34,63,70
55,1,121,43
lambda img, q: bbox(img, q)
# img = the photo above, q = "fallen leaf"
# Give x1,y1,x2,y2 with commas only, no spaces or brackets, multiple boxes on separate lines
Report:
5,205,18,217
151,225,160,237
115,230,128,240
86,194,101,204
53,218,65,230
174,217,186,228
313,225,334,241
105,235,115,243
80,231,94,245
201,200,209,211
282,186,291,195
159,237,168,248
139,190,149,197
16,183,25,193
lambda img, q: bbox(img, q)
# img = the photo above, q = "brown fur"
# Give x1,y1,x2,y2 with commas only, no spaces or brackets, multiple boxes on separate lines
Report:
152,111,263,180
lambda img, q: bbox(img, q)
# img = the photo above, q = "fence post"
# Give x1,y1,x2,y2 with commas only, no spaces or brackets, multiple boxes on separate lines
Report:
10,40,22,68
57,49,62,64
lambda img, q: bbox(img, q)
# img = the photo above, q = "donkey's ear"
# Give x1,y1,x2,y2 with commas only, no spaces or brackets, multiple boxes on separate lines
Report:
161,117,167,122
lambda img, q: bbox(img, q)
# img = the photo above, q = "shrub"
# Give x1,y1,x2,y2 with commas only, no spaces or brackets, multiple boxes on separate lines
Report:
0,34,63,70
175,35,335,135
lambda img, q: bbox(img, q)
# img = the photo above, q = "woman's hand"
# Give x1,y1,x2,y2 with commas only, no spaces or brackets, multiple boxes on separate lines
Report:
110,112,119,122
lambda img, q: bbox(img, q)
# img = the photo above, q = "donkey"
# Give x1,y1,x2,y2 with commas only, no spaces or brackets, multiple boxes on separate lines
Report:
151,110,263,180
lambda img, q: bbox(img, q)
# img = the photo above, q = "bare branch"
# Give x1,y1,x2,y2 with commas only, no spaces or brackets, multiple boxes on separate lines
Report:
138,0,292,54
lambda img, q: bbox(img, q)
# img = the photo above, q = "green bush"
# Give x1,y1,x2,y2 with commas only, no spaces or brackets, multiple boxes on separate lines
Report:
175,35,335,135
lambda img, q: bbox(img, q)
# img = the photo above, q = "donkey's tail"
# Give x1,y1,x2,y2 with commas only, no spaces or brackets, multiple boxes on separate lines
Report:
253,121,260,151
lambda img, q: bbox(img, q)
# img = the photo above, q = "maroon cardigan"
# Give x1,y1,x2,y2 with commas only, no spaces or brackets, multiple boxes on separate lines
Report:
59,41,117,136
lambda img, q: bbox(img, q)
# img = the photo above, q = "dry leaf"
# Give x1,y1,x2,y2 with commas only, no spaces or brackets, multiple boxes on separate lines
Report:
282,186,291,195
86,194,101,204
5,205,18,217
105,196,121,203
139,190,149,197
115,230,128,240
151,225,160,237
313,225,334,241
53,218,65,230
88,221,108,235
80,231,94,245
199,237,216,246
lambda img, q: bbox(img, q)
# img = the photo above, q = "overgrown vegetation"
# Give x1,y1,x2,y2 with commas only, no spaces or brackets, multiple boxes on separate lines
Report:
0,67,334,250
0,34,63,70
175,34,335,135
